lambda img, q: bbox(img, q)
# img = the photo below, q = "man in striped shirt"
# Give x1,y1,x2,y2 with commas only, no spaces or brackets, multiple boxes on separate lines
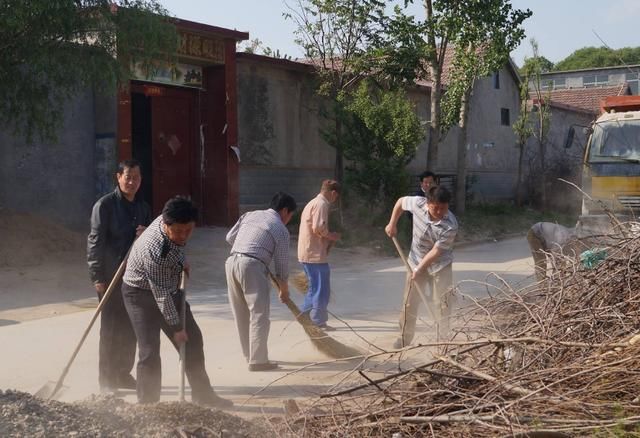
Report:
122,196,232,407
225,192,296,372
385,186,458,347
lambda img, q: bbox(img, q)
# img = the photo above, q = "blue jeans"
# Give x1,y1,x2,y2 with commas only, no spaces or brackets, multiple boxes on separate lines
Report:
301,263,331,326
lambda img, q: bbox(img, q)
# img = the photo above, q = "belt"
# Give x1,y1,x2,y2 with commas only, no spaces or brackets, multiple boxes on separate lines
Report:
232,252,265,264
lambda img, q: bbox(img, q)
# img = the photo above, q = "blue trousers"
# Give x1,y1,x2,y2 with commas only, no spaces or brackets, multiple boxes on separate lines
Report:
301,263,331,326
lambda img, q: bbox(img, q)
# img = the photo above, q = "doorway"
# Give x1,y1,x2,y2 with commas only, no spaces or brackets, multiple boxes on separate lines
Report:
130,84,196,215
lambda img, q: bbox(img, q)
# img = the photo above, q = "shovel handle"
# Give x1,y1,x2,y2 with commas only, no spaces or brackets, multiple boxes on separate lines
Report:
47,247,131,399
390,236,437,321
178,271,187,402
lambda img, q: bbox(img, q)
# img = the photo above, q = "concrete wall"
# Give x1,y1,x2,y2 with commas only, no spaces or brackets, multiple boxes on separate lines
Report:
536,66,640,94
237,57,334,209
0,89,98,230
525,106,594,212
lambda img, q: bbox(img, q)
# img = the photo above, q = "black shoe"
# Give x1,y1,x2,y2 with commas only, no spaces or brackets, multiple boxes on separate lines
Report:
248,362,280,372
193,392,234,409
116,374,137,390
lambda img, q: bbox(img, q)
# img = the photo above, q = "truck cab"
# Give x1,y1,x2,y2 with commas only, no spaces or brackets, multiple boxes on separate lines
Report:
579,96,640,236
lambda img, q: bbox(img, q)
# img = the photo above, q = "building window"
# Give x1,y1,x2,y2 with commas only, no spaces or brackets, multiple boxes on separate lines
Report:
501,108,510,126
493,72,500,89
583,74,609,88
553,78,566,90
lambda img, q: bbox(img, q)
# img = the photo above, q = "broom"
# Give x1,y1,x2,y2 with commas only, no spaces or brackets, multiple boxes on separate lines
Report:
268,271,361,359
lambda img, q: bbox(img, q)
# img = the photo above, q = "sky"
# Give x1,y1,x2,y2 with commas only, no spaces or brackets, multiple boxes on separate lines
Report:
158,0,640,68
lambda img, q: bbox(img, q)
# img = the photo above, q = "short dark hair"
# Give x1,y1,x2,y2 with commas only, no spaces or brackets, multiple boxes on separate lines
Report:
426,186,451,204
162,196,198,225
117,159,142,174
269,191,297,213
419,171,436,181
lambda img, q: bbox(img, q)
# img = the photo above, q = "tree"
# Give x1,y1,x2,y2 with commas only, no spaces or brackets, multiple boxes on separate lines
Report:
433,0,530,214
337,80,424,207
555,46,640,71
285,0,385,183
0,0,176,142
366,1,529,211
524,39,552,210
512,45,536,207
520,55,554,74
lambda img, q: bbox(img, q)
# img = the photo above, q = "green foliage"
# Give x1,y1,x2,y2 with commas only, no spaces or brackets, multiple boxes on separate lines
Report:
238,38,292,59
555,46,640,71
285,0,388,182
520,55,554,74
0,0,176,142
438,0,531,129
329,80,423,207
362,5,432,89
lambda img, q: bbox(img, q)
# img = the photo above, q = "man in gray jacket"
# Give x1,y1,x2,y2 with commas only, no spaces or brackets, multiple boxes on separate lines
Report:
87,159,151,392
527,222,580,281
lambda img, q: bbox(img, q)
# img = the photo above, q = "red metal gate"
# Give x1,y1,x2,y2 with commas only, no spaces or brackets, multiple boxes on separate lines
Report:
149,87,195,215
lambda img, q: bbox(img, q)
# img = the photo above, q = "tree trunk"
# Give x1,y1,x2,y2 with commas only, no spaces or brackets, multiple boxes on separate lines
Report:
427,80,442,171
455,87,472,215
334,117,344,183
537,110,547,210
515,142,524,207
538,137,547,210
424,0,441,173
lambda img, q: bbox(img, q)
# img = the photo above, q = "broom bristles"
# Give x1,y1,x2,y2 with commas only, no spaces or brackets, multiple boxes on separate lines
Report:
270,271,360,359
283,297,362,359
291,270,309,294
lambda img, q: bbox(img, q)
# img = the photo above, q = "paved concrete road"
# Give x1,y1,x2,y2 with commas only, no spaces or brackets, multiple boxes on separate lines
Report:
0,231,534,417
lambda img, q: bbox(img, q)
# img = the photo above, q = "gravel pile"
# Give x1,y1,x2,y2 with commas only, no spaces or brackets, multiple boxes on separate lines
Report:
0,390,269,437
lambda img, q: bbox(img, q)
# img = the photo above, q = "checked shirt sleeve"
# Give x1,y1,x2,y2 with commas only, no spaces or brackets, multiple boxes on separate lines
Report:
143,241,183,330
272,225,290,281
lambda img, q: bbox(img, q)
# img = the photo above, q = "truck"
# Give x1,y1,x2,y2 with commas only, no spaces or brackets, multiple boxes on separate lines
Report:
571,95,640,237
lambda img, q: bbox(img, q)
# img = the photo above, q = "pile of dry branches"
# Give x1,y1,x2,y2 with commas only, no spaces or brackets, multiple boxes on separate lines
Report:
276,233,640,437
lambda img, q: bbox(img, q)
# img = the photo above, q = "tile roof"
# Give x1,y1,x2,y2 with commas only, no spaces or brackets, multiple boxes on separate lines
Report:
545,84,630,115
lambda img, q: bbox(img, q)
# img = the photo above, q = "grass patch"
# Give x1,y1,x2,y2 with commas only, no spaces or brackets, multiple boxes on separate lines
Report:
457,203,577,243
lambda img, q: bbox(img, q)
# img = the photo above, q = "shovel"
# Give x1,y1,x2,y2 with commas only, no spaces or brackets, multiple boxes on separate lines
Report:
35,250,131,400
178,271,187,402
391,236,440,337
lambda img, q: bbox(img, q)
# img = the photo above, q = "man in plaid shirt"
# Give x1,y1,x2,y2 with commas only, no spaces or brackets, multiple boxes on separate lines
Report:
225,192,296,372
123,196,232,407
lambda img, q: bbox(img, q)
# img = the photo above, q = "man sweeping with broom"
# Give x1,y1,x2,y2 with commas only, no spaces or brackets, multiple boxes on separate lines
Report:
225,192,296,371
298,180,341,331
385,186,458,347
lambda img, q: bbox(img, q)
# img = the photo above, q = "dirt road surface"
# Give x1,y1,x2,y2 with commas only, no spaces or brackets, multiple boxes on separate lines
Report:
0,228,533,418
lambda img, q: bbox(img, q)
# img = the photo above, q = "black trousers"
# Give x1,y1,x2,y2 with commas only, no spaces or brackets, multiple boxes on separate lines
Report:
98,279,136,389
122,283,216,403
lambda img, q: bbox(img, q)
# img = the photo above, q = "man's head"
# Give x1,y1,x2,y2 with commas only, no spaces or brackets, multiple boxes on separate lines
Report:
269,191,297,225
162,196,198,246
116,159,142,200
419,171,436,194
320,179,340,204
425,186,451,221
